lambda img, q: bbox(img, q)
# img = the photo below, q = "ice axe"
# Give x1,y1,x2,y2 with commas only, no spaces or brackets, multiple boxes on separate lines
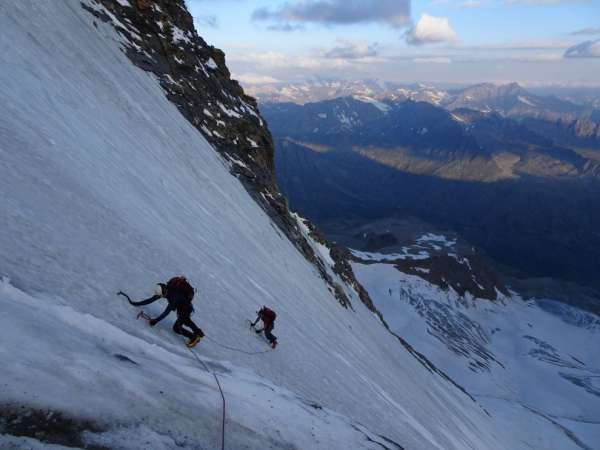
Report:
117,291,152,323
117,291,135,305
137,310,151,322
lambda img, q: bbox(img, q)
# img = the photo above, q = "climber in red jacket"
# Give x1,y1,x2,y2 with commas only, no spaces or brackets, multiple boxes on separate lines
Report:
251,306,278,349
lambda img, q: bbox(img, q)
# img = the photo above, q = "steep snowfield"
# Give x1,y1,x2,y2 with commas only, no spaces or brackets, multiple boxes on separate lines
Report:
353,257,600,450
0,1,503,449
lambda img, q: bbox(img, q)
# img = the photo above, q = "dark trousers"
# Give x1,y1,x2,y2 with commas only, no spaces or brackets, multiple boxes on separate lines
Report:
262,324,277,344
174,304,204,340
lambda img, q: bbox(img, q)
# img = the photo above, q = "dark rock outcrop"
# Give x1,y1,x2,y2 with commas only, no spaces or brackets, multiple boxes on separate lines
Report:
83,0,275,191
394,254,509,301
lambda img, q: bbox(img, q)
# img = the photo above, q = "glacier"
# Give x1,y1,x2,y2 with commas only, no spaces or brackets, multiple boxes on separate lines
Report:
353,255,600,450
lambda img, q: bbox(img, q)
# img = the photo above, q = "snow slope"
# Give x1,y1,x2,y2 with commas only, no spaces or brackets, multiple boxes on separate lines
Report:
353,256,600,450
0,1,504,449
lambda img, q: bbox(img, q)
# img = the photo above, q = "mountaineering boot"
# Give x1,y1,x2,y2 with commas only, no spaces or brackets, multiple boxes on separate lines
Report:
187,335,203,348
271,340,278,349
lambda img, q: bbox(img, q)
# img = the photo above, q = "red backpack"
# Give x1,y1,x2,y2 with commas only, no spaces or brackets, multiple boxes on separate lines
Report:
261,307,277,322
167,276,195,303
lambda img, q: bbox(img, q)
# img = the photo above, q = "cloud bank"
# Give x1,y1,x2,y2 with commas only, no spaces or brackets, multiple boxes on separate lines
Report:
570,27,600,36
252,0,411,28
325,41,379,59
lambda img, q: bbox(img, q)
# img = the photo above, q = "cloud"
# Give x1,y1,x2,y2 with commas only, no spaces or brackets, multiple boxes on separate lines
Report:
405,14,458,46
234,74,281,85
230,50,347,70
266,23,306,32
564,39,600,58
506,0,587,4
252,0,410,28
506,0,560,3
461,40,569,50
193,14,218,28
570,27,600,36
413,57,452,63
457,1,483,8
508,53,563,61
325,41,379,59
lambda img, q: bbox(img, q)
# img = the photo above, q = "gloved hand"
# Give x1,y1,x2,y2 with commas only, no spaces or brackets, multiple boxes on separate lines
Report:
149,318,158,327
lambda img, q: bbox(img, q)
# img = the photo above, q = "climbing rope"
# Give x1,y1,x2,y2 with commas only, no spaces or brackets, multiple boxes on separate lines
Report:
188,346,226,450
118,292,269,449
204,335,271,355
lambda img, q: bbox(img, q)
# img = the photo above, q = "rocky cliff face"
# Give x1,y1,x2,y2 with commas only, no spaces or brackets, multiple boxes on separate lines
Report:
83,0,275,190
82,0,369,309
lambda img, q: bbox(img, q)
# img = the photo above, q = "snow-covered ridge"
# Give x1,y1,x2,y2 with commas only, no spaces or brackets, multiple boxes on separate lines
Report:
248,79,448,107
0,1,504,449
352,95,391,113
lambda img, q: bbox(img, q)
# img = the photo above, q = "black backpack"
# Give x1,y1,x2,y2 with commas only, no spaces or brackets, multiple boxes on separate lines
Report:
166,276,195,303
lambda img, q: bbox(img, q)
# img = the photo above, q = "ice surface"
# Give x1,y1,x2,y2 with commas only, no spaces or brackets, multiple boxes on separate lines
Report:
0,1,505,448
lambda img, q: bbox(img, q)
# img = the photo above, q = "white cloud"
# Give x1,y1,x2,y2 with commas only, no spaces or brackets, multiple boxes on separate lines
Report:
506,0,588,4
570,27,600,36
325,41,379,59
457,1,483,8
506,0,560,3
508,53,563,61
193,14,218,28
564,39,600,58
459,40,570,51
413,56,452,63
234,74,281,85
229,50,350,70
405,14,458,46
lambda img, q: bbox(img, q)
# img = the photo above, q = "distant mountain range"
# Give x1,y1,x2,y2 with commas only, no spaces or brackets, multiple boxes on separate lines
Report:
263,95,600,182
260,83,600,293
248,79,445,105
250,79,600,110
248,79,450,106
254,80,600,147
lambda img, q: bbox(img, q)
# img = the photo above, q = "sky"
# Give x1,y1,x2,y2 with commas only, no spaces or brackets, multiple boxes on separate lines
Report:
186,0,600,87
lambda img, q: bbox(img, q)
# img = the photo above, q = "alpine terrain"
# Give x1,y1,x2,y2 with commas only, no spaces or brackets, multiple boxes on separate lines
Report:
259,82,600,448
0,1,523,449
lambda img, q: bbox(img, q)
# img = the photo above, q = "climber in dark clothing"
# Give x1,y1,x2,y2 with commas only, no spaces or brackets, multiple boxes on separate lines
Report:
121,277,204,348
251,306,278,349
